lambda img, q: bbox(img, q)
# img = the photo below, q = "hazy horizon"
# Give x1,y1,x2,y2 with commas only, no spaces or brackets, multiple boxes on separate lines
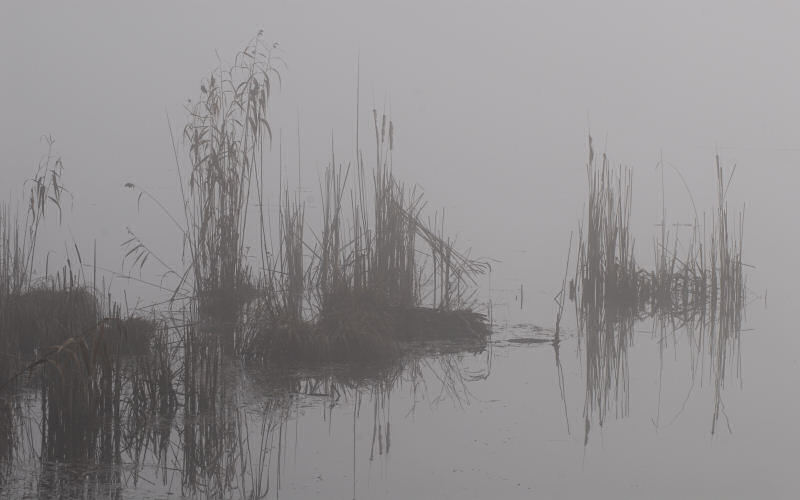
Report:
3,3,798,303
1,4,798,497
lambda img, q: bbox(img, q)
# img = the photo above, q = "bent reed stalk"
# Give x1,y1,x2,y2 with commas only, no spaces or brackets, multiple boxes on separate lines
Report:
114,35,490,363
1,33,492,497
237,108,491,363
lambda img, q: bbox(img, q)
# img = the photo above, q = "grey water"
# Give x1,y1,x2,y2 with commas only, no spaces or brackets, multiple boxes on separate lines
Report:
2,2,800,499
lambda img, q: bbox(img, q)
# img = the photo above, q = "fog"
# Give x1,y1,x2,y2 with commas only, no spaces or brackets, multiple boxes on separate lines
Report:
3,2,799,293
1,1,798,498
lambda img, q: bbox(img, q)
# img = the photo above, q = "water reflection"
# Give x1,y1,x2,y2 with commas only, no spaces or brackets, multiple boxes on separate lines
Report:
570,148,747,444
571,278,745,445
0,395,14,489
578,298,634,445
0,320,490,499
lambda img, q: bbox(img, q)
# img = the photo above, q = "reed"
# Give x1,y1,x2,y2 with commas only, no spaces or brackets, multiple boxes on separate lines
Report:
709,154,745,434
113,36,489,363
1,34,494,498
1,138,69,395
3,290,489,498
570,138,746,443
180,321,236,495
368,116,421,308
171,33,280,313
0,142,77,477
238,109,490,363
0,382,16,486
0,172,160,476
316,164,349,303
573,138,745,316
0,207,16,401
574,142,637,310
278,190,307,323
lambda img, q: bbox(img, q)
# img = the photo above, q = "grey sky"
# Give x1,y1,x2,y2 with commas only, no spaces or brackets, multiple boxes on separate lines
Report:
1,1,798,311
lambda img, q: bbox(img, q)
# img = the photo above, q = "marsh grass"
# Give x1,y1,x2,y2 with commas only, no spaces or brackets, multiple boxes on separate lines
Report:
0,390,15,487
115,36,489,364
572,138,747,443
2,300,486,498
232,109,490,362
181,34,279,312
2,161,490,496
1,138,69,398
0,148,165,484
574,148,637,309
1,34,492,498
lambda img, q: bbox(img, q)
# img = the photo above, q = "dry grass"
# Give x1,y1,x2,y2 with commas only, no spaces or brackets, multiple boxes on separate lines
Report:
182,34,279,309
2,296,486,498
571,137,747,444
238,111,491,362
113,36,490,363
0,34,493,497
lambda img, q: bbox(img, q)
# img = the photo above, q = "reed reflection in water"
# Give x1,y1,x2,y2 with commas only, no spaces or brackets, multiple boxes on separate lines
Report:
0,314,490,499
571,143,747,445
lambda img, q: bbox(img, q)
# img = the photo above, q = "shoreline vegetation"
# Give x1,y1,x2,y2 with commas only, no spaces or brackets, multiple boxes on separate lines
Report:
570,138,746,443
122,33,492,362
1,33,749,497
0,34,492,495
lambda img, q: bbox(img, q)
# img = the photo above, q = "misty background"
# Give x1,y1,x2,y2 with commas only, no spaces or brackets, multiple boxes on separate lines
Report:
2,2,800,497
1,1,797,321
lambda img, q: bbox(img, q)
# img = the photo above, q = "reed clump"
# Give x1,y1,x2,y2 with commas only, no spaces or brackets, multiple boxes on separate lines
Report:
3,286,97,357
0,389,14,481
1,34,493,497
2,285,158,363
571,138,746,443
118,37,490,362
1,137,68,396
0,143,166,475
180,33,279,315
573,139,745,320
242,291,490,364
241,118,490,362
574,149,637,309
3,292,487,498
38,329,120,464
240,288,397,363
128,320,179,422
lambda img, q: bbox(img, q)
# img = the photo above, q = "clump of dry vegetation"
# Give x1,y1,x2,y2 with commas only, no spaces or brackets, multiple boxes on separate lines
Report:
0,140,161,482
1,32,492,497
573,138,745,315
236,108,490,363
571,137,746,443
120,35,491,363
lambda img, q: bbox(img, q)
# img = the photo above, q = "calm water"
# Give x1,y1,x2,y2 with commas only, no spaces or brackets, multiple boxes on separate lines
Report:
3,159,800,498
4,2,800,498
2,288,797,499
3,151,799,498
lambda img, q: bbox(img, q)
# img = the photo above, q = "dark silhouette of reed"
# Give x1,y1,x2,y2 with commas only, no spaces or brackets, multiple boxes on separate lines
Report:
116,36,490,363
571,138,746,444
0,33,491,499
